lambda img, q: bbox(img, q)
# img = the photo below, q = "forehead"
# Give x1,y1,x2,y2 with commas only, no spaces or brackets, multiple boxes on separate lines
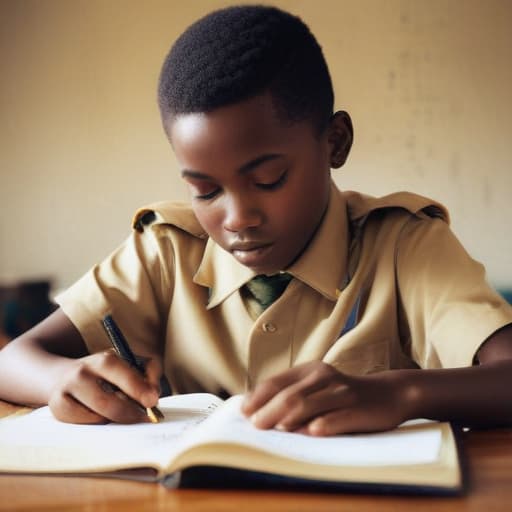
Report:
166,94,316,167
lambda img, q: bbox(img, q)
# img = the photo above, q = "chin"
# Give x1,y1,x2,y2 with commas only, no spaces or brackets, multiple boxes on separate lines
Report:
244,264,277,275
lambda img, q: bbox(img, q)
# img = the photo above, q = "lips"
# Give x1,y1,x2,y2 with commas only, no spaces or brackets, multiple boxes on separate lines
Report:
229,241,274,268
230,241,271,252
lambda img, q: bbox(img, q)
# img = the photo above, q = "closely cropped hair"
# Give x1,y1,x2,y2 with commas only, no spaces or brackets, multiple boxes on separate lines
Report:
158,5,334,134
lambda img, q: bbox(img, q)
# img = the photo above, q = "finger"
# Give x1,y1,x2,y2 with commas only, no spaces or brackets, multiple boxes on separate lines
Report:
249,367,336,430
49,391,108,424
143,357,163,399
242,366,310,414
60,357,150,423
307,408,370,436
67,372,149,424
274,381,352,432
306,403,401,436
89,351,159,409
242,361,332,415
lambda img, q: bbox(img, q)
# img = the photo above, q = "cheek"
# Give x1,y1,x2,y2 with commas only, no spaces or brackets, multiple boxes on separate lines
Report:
291,170,330,214
284,174,330,236
193,204,224,238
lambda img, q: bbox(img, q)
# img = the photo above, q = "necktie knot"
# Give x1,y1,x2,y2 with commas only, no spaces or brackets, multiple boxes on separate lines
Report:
245,273,292,311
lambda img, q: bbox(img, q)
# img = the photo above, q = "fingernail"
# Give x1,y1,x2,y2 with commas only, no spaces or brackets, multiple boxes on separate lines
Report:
141,391,158,408
241,395,252,411
250,412,261,425
275,423,288,432
308,420,324,436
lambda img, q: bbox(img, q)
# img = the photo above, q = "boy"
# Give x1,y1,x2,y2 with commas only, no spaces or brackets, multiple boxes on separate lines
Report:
0,5,511,435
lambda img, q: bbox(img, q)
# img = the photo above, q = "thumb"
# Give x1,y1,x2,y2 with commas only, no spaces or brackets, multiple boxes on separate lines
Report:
140,356,163,396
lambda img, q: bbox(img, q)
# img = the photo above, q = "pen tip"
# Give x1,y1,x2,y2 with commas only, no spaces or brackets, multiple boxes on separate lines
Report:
146,408,159,424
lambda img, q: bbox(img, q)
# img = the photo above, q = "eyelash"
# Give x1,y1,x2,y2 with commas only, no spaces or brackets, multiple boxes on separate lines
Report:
195,189,220,201
194,171,288,201
255,170,288,190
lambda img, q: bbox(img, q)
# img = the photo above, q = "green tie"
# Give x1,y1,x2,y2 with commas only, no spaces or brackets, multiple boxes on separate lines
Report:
244,273,293,312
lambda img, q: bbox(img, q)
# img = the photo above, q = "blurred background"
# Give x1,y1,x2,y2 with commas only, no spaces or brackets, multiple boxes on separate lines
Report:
1,0,511,343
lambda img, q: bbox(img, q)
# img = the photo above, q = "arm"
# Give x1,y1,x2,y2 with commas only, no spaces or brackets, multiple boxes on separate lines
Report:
243,215,512,434
0,308,161,424
242,323,512,435
403,323,512,426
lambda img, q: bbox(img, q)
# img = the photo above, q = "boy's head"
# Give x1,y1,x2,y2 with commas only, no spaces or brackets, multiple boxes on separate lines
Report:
158,4,334,135
158,5,353,275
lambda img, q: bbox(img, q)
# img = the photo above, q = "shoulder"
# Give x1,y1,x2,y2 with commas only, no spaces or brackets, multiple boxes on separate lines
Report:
131,200,207,239
343,190,449,225
340,190,451,259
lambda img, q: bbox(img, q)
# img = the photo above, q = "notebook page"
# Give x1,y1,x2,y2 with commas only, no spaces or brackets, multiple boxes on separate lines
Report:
179,395,442,467
0,393,222,472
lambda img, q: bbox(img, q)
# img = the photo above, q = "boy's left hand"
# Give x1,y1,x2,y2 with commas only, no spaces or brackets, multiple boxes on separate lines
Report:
241,361,406,436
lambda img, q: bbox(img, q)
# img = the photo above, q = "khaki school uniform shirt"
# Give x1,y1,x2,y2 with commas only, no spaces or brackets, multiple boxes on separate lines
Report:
57,182,512,396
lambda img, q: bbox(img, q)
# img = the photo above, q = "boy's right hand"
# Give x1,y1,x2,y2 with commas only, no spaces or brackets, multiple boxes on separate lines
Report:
48,350,161,424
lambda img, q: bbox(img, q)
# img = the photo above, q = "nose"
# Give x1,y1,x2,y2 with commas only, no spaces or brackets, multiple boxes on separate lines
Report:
223,194,263,233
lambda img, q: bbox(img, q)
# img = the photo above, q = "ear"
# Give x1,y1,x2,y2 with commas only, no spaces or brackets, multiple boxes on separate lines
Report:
327,111,353,169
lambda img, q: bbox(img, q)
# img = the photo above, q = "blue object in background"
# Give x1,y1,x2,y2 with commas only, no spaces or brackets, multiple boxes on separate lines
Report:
498,290,512,305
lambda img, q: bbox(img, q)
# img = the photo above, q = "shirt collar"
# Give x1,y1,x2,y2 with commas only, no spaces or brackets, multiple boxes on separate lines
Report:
193,181,349,308
286,182,349,301
193,235,256,308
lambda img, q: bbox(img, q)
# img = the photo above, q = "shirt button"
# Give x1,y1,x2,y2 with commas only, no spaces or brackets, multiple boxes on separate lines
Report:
262,322,277,333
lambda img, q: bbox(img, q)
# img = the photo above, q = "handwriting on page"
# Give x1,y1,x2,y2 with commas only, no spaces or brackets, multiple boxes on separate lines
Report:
1,406,208,446
0,403,212,471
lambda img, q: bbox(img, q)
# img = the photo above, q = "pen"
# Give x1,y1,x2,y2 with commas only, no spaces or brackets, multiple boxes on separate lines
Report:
101,314,164,423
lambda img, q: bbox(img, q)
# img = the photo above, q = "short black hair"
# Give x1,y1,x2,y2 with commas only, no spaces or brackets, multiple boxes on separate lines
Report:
158,5,334,134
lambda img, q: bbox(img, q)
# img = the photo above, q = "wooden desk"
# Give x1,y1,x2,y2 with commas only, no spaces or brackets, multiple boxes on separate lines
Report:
1,400,511,512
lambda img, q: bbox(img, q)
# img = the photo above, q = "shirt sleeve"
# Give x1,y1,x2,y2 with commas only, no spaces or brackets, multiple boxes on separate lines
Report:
55,225,173,359
395,216,512,369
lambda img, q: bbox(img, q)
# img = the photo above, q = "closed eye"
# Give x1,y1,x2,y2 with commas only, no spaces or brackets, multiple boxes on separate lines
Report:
194,188,220,200
255,170,288,191
185,180,221,201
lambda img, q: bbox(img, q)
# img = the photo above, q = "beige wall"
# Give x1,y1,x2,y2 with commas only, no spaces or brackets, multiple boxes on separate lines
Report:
1,0,511,292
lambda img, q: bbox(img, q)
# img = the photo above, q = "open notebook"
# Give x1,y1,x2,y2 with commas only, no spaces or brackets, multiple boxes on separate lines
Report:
0,393,464,494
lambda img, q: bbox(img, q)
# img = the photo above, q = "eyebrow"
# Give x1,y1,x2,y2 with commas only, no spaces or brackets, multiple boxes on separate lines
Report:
181,153,284,180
